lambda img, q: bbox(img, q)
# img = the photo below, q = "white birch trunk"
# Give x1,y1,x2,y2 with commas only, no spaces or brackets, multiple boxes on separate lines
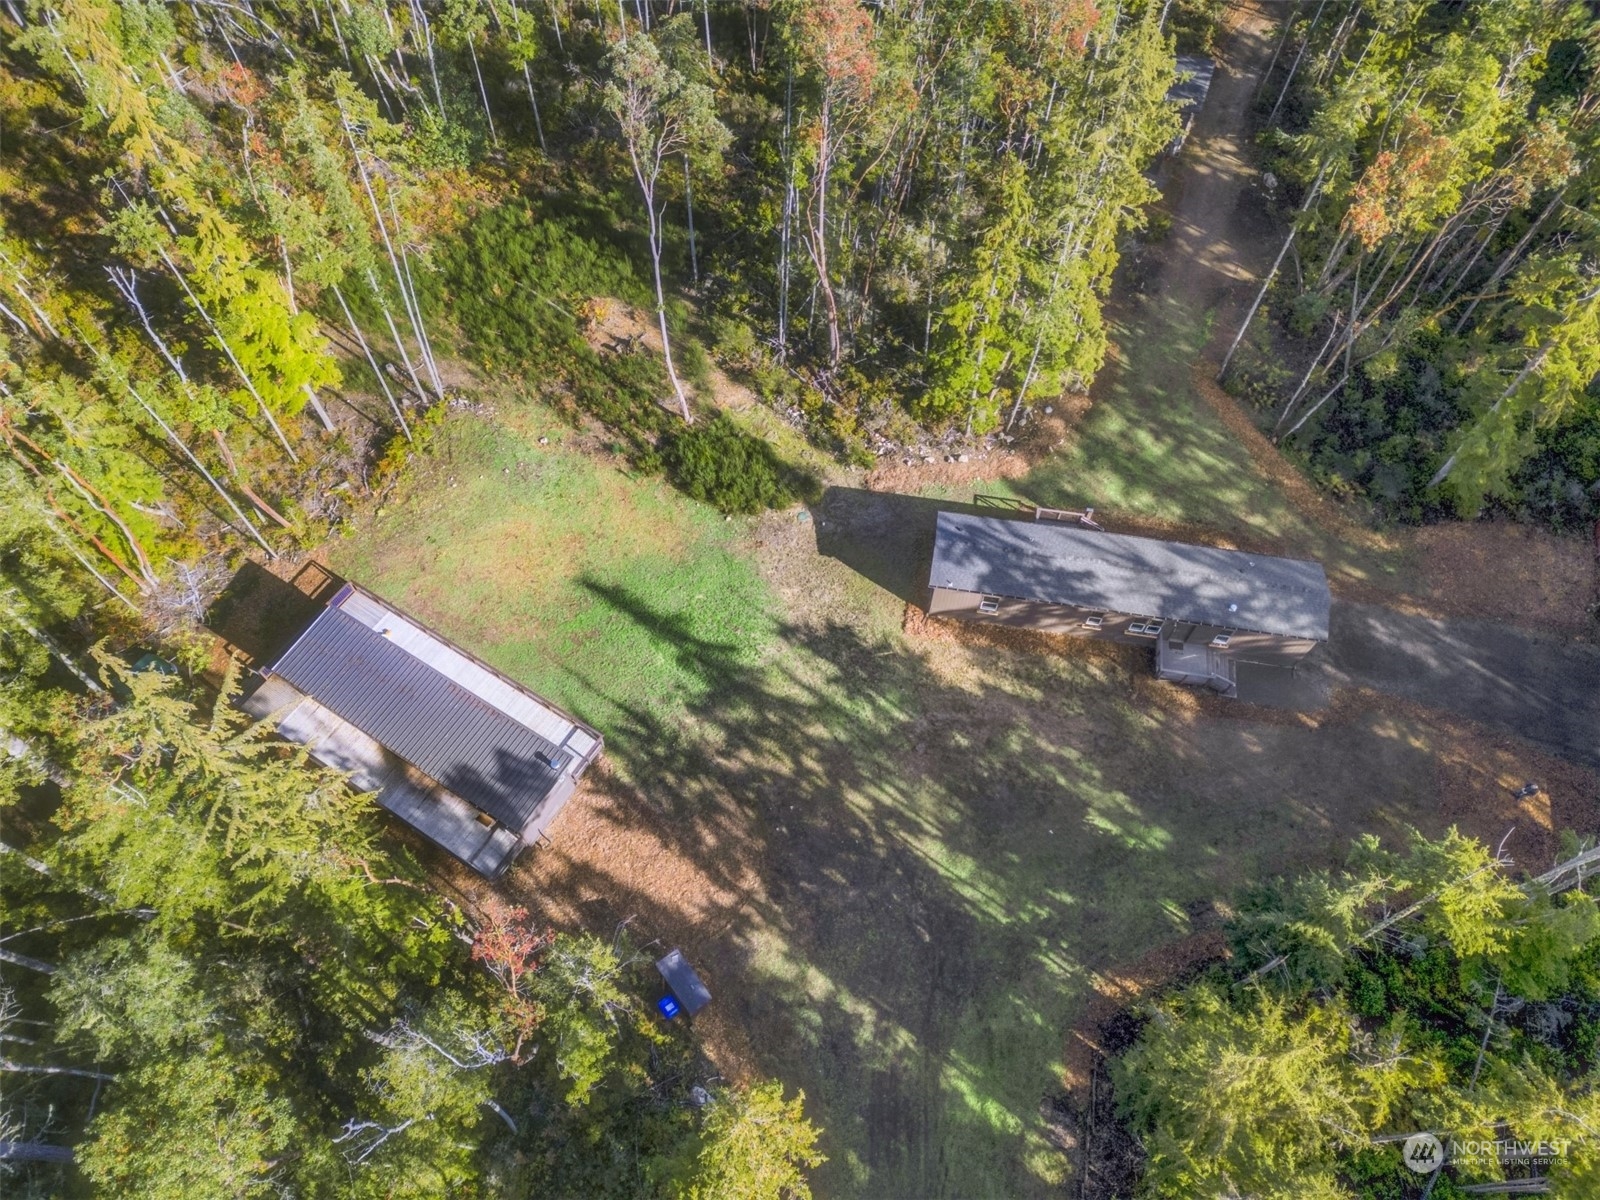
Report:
333,282,412,440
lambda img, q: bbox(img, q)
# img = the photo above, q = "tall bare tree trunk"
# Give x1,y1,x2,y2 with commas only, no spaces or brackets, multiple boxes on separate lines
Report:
467,32,499,147
1219,165,1327,378
364,268,429,407
332,282,412,441
1256,0,1299,102
1453,191,1563,334
98,363,276,555
1268,0,1328,127
803,103,843,370
777,68,795,361
342,108,445,403
522,61,547,152
683,156,699,285
644,191,691,421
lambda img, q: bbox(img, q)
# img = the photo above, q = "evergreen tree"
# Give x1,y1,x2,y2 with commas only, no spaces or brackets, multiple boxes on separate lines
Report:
1115,829,1600,1197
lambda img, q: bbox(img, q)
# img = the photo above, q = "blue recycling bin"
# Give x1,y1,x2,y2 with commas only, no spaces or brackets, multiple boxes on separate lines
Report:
657,994,681,1019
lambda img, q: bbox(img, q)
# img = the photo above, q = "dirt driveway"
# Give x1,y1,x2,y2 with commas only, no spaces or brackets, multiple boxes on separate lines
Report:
1321,604,1600,770
1092,0,1600,758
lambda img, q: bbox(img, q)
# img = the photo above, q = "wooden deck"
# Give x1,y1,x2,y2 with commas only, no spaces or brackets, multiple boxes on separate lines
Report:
241,677,526,876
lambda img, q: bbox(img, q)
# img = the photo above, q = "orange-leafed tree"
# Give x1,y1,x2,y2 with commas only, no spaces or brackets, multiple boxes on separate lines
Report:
470,897,553,1064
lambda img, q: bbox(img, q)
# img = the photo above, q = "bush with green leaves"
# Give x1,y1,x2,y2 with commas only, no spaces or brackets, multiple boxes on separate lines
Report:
665,414,814,514
431,207,808,514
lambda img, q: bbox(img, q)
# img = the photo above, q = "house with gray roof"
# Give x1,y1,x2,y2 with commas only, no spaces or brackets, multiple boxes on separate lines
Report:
927,512,1330,696
240,581,601,877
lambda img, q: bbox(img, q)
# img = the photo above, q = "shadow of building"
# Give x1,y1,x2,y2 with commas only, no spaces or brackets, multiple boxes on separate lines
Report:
205,561,345,668
811,486,1027,604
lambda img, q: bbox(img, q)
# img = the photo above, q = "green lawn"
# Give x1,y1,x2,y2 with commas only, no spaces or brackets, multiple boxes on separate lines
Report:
330,412,776,737
1026,302,1254,522
323,389,1459,1198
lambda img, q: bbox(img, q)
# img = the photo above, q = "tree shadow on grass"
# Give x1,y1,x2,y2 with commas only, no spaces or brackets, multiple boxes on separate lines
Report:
1017,299,1286,536
504,575,1325,1197
811,486,1026,604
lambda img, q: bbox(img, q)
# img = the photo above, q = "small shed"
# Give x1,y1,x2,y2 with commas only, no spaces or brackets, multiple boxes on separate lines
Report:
240,582,602,877
927,512,1330,696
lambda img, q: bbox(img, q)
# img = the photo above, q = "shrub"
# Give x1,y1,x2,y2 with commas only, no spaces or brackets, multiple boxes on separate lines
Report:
664,414,814,514
432,206,808,514
370,400,450,490
709,314,759,368
1504,402,1600,532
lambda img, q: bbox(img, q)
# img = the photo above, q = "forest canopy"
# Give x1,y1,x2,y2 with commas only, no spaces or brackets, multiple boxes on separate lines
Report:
1226,0,1600,528
0,0,1190,631
1113,828,1600,1198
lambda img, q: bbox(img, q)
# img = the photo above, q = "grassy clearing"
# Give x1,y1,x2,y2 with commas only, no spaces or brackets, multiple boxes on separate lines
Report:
316,300,1566,1198
328,404,778,738
1022,303,1261,525
323,393,1482,1196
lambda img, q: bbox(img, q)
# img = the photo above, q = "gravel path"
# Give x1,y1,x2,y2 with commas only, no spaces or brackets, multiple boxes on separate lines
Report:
1149,5,1600,767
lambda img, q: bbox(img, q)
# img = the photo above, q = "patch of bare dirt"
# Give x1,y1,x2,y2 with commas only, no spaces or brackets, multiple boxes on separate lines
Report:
584,300,663,357
1050,1065,1146,1200
583,300,762,416
866,449,1031,493
1411,521,1599,635
1012,393,1094,457
498,767,770,1086
1060,929,1231,1102
701,361,759,411
861,393,1090,493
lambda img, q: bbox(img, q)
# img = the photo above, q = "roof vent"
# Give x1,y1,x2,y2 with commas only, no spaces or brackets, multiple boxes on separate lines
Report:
1227,603,1238,613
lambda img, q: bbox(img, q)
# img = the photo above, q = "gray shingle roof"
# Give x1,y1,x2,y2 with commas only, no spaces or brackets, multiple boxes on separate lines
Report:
268,607,569,829
929,512,1331,640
